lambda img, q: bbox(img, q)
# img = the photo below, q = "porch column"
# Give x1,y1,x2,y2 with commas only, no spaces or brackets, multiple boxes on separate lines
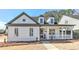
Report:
62,30,63,39
38,27,40,41
71,30,73,39
65,29,66,39
47,27,49,40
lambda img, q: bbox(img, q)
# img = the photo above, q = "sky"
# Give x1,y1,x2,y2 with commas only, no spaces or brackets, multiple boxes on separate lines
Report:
0,9,49,29
0,9,49,23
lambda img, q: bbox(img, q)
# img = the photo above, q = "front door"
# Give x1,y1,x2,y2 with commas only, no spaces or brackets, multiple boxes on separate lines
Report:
40,29,43,40
40,28,46,40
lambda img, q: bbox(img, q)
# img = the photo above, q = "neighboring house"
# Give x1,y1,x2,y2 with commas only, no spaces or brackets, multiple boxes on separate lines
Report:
6,12,74,42
59,15,79,30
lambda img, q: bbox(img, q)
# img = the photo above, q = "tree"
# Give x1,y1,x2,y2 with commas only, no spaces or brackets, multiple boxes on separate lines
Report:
43,9,75,22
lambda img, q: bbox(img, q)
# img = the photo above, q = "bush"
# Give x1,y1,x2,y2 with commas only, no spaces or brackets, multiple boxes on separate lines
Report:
0,29,5,34
73,30,79,39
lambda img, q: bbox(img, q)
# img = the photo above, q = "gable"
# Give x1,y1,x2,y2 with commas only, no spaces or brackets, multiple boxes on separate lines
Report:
59,15,79,30
12,14,36,24
59,15,79,24
7,12,39,25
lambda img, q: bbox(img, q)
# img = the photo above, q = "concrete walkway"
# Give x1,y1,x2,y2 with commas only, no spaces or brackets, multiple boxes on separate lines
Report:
42,41,59,50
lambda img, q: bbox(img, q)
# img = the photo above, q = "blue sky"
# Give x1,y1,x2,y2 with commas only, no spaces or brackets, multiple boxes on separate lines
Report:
0,9,49,23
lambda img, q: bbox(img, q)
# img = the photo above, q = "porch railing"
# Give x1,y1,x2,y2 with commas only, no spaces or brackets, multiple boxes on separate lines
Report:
49,35,71,39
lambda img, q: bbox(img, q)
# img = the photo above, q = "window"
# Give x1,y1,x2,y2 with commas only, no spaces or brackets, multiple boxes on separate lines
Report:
51,19,53,23
66,30,71,35
29,28,33,36
49,29,55,35
63,31,65,35
22,19,26,22
65,21,68,24
15,28,18,36
40,19,43,23
6,26,8,29
59,30,62,35
40,29,43,34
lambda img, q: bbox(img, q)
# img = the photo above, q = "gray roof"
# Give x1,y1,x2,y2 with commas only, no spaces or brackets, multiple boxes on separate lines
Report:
39,15,44,17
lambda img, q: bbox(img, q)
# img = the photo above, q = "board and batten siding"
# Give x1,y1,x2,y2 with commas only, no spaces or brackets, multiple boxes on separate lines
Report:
12,15,36,24
7,26,40,42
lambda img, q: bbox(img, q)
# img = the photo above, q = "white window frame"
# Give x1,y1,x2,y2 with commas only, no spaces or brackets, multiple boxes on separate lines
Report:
29,28,33,36
15,28,18,36
40,19,43,23
51,19,53,23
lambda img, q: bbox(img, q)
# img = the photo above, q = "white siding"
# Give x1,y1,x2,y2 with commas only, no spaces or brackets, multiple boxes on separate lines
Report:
12,15,36,24
8,26,39,42
59,15,79,30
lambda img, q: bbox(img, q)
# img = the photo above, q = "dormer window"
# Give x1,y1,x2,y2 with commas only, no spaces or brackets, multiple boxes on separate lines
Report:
40,19,43,23
51,19,53,23
38,15,44,24
47,16,55,24
22,19,26,22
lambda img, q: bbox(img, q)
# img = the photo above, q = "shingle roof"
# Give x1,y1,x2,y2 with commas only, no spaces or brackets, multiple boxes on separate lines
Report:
39,15,44,17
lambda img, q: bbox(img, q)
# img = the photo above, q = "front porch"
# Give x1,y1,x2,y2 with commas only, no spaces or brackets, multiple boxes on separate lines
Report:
39,26,73,40
49,35,72,40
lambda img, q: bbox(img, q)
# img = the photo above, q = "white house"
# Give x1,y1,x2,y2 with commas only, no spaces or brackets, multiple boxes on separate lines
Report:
6,12,74,42
59,15,79,30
